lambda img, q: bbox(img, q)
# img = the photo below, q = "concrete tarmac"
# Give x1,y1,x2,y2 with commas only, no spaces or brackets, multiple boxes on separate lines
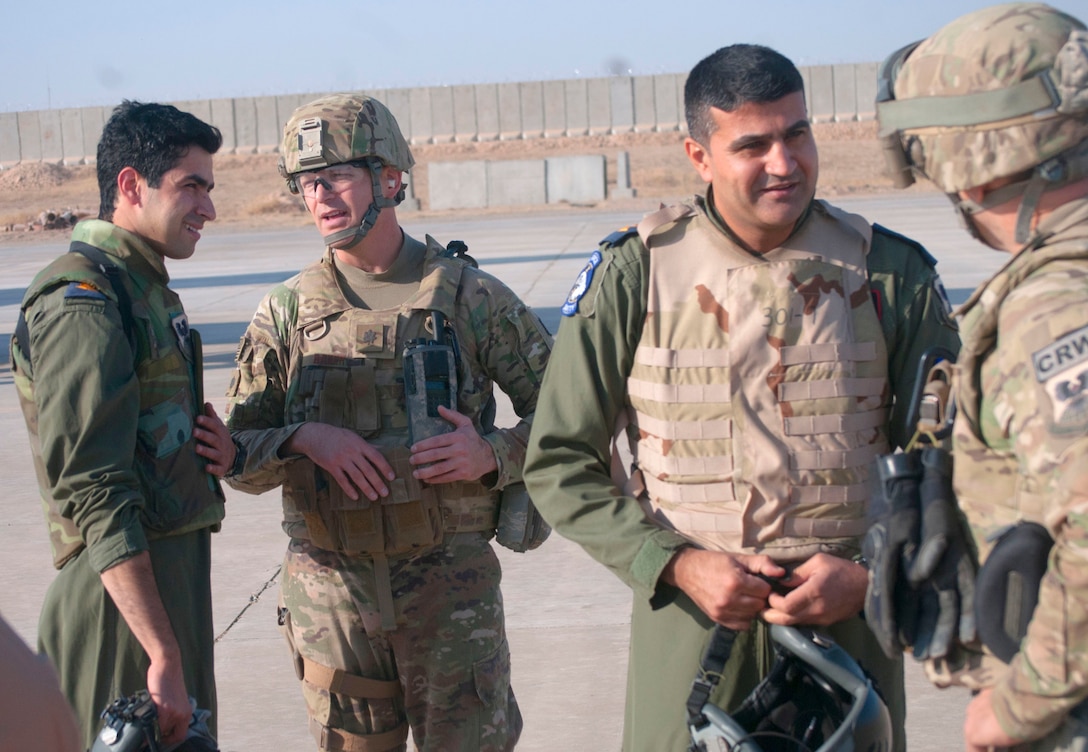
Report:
0,193,998,751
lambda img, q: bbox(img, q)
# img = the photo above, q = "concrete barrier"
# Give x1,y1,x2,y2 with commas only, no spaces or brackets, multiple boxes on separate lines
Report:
475,84,500,142
209,98,238,154
488,160,547,206
543,80,566,139
564,79,589,137
546,154,606,204
255,96,281,153
452,85,478,143
0,62,884,169
429,160,488,210
81,107,106,165
430,87,455,144
409,87,434,145
16,112,42,162
233,97,259,155
0,112,19,167
808,65,835,123
833,64,859,122
428,154,605,210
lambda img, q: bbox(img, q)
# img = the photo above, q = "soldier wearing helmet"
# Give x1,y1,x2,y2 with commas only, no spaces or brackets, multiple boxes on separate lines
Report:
224,93,552,752
875,3,1088,751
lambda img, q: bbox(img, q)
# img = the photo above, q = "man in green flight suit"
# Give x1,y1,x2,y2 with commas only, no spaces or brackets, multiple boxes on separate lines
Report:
871,4,1088,751
10,101,237,749
223,93,551,752
524,43,961,751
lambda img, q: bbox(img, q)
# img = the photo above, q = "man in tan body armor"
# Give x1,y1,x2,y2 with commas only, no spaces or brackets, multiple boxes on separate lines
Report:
524,44,960,751
870,4,1088,751
224,94,551,751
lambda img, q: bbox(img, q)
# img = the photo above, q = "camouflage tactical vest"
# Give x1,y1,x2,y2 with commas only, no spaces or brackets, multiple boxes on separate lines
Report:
280,240,500,556
626,201,890,561
11,231,225,569
953,202,1088,561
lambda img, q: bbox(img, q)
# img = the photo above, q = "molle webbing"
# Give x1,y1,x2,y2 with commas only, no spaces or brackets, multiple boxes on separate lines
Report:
653,505,867,539
628,201,888,554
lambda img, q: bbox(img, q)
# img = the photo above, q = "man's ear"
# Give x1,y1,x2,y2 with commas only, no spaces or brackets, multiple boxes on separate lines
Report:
381,166,402,199
116,166,143,208
684,138,713,184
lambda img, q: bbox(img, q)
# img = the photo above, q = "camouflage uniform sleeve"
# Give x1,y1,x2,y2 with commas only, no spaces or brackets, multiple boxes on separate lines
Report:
982,272,1088,740
224,284,303,494
26,284,149,573
867,227,962,448
457,268,553,488
523,236,691,603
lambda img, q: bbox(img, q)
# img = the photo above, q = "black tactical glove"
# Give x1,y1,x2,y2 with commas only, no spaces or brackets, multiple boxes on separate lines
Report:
907,447,978,660
863,451,924,658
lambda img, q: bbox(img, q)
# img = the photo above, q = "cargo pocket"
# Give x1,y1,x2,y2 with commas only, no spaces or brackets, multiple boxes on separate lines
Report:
472,639,512,708
279,601,333,726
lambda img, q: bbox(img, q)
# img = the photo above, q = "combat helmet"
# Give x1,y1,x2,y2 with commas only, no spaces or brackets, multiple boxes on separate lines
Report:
688,625,892,752
876,3,1088,246
279,93,415,248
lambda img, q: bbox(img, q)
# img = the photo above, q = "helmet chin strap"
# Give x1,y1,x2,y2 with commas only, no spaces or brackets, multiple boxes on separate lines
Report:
321,157,401,250
949,142,1088,249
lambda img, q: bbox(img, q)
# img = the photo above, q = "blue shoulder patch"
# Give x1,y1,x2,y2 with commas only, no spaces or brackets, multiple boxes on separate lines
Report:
561,250,602,317
599,226,638,247
873,223,939,267
63,281,108,301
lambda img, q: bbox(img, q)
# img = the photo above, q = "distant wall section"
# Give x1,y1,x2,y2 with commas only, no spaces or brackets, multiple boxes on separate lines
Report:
0,63,881,168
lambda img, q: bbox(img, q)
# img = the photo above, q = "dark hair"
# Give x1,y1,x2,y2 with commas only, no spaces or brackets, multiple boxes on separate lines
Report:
684,44,805,145
96,101,222,221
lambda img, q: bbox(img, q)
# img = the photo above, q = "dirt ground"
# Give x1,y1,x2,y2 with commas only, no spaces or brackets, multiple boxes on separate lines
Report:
0,120,935,241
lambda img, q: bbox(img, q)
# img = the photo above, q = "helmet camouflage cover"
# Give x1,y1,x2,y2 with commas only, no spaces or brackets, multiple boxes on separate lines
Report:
879,2,1088,193
279,93,415,191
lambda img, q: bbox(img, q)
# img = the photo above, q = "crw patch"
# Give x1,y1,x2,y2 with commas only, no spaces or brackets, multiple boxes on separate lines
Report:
1033,324,1088,428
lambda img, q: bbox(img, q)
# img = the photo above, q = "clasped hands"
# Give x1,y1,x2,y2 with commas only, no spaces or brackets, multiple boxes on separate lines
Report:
662,548,868,631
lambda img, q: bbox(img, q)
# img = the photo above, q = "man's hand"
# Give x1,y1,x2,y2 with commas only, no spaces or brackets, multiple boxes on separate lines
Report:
193,403,235,477
286,423,395,501
661,548,785,630
146,655,191,746
964,688,1020,751
762,553,867,626
409,405,497,484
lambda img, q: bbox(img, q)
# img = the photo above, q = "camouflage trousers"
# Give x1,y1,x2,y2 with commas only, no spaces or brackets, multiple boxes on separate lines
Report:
279,532,522,752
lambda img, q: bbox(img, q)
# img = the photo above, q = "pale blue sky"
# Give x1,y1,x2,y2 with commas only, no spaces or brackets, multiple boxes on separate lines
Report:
4,0,1085,112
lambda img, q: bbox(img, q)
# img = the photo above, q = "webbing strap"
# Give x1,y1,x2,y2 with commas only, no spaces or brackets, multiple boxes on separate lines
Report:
686,626,737,729
301,657,401,699
373,553,398,632
309,717,408,752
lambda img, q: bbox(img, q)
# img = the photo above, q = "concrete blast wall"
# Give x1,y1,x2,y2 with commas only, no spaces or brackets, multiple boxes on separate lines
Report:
1,63,881,168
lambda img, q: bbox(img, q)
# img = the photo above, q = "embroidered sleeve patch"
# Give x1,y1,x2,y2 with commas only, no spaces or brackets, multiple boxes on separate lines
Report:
1033,324,1088,428
63,281,107,301
561,250,602,317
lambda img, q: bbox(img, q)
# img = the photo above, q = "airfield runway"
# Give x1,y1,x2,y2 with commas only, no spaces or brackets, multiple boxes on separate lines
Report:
0,193,999,750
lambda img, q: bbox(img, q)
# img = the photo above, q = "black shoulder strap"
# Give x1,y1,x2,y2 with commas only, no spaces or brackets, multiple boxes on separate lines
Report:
685,625,738,731
14,241,135,364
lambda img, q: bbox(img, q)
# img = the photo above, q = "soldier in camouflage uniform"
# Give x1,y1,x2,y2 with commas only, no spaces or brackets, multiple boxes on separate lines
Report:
523,44,960,752
9,101,235,750
223,93,551,752
874,4,1088,751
